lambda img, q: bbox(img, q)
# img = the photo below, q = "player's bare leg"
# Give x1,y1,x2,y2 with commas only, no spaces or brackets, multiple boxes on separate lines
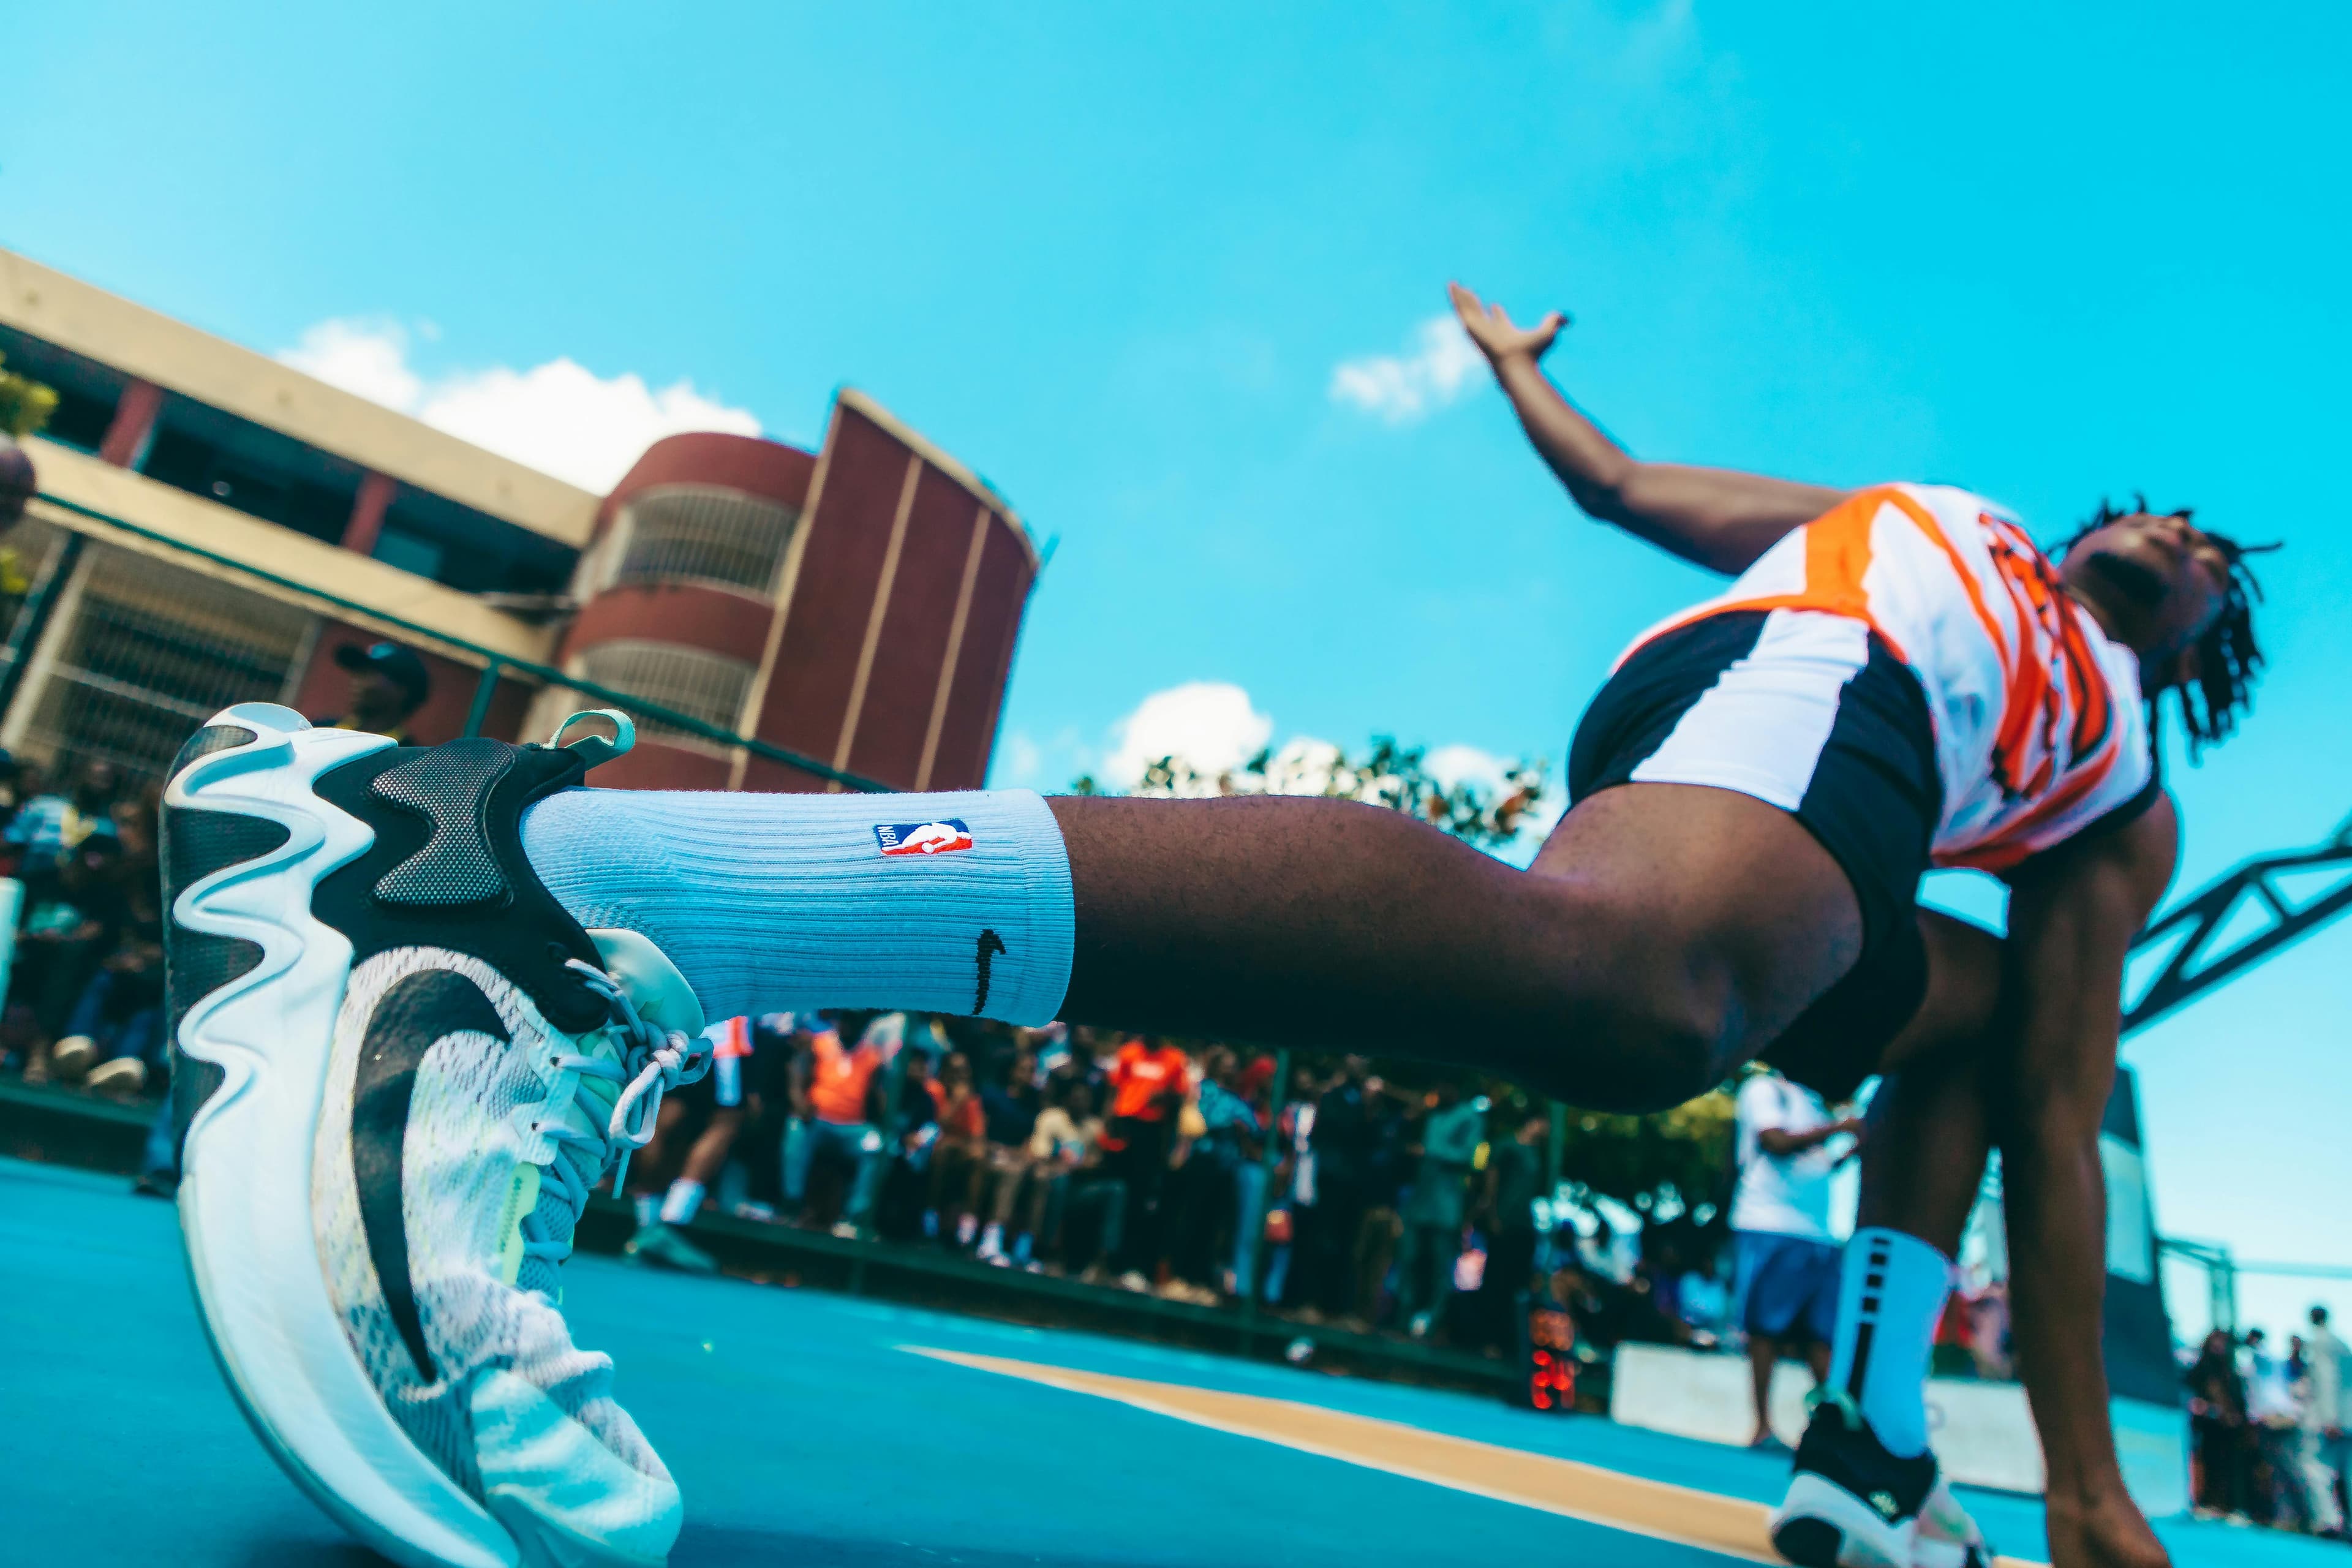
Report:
1816,914,2170,1568
622,1090,745,1275
678,1104,747,1196
1052,782,1861,1112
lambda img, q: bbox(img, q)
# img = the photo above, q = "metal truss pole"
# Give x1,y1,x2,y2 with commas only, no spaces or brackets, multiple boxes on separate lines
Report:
2122,811,2352,1038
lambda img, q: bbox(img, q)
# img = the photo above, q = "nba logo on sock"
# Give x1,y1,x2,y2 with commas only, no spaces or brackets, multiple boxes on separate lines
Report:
874,819,975,856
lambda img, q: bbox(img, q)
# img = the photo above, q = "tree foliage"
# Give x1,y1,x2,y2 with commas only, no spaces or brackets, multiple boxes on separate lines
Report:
1557,1088,1738,1215
0,355,59,440
1074,734,1548,850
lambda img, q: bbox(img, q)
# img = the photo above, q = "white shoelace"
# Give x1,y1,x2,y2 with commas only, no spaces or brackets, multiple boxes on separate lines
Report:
516,960,712,1270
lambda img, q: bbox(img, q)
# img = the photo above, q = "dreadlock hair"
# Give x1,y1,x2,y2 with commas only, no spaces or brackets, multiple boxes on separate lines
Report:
2062,494,2278,758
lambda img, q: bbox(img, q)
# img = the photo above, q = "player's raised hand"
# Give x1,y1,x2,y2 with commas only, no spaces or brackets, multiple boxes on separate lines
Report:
1448,282,1566,367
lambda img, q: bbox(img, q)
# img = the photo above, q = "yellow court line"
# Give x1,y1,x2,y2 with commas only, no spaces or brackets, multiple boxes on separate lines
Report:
903,1346,2045,1568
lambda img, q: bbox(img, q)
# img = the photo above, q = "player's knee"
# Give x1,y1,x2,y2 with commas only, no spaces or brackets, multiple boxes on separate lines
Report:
1619,987,1736,1109
1517,884,1740,1110
1528,971,1732,1113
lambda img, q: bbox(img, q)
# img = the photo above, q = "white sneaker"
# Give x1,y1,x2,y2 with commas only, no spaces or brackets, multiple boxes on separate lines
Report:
50,1034,98,1080
1769,1392,1986,1568
86,1055,151,1094
165,705,709,1568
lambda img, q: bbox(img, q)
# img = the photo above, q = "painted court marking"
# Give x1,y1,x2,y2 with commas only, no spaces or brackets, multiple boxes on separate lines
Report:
905,1346,2044,1567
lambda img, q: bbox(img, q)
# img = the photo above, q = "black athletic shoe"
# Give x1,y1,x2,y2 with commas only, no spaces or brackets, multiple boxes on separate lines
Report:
1768,1393,1991,1568
164,704,710,1568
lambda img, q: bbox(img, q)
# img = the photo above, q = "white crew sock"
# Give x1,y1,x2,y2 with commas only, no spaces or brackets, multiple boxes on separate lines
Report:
660,1179,705,1227
632,1193,659,1228
520,786,1074,1025
1826,1227,1954,1458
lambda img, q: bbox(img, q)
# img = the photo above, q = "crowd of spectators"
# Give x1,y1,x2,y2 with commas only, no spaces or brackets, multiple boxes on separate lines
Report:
2188,1307,2352,1540
0,643,429,1108
0,753,168,1099
605,1008,1752,1362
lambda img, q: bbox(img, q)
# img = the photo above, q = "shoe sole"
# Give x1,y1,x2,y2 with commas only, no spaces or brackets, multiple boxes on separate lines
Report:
1915,1478,1991,1568
1768,1472,1912,1568
168,704,520,1568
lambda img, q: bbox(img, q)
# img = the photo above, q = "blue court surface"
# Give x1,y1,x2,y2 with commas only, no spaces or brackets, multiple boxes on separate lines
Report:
1,1156,2324,1568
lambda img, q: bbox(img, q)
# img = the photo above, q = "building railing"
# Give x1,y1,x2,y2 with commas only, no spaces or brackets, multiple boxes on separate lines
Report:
24,490,894,793
610,485,799,596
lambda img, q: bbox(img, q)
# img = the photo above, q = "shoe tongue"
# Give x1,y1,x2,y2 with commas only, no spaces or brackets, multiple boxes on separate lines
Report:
586,929,706,1039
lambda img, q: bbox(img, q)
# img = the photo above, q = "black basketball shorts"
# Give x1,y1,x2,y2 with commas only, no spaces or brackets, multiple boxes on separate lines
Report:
1566,608,1943,1099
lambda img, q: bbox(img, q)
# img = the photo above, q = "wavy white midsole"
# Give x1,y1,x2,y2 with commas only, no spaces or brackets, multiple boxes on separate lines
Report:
173,702,517,1568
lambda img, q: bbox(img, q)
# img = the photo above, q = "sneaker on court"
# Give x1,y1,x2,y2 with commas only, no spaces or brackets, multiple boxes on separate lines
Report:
1768,1392,1989,1568
622,1223,718,1276
164,704,711,1568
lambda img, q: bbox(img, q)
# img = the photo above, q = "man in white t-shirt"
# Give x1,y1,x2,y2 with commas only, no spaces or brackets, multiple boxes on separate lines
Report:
1731,1067,1860,1449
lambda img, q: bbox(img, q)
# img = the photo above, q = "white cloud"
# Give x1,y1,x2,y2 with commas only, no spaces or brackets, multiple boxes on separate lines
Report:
1328,314,1485,425
418,360,759,492
279,318,422,410
276,318,760,492
1103,681,1273,788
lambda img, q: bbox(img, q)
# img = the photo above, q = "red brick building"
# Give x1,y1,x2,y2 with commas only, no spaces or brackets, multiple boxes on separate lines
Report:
547,390,1039,793
0,247,1039,793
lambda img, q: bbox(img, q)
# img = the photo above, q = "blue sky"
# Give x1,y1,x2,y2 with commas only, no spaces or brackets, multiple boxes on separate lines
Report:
9,3,2350,1339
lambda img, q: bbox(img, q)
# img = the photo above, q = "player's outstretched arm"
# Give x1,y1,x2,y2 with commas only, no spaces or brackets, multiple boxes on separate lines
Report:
1448,282,1847,575
1992,797,2181,1568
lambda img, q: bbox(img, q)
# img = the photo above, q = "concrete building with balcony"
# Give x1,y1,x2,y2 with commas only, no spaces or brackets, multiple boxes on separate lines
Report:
0,246,1039,793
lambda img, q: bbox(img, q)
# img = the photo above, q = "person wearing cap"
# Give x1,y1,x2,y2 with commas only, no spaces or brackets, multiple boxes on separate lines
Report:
318,641,431,742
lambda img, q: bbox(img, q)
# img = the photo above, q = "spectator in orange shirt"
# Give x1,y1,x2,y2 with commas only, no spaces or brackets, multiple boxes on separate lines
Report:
928,1051,989,1245
1099,1035,1191,1289
783,1014,888,1237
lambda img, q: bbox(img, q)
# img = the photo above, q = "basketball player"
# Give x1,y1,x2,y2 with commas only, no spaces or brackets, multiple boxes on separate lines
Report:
156,285,2264,1568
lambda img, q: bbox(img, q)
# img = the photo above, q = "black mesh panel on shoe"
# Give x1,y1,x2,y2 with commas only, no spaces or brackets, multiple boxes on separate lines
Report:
162,809,293,1165
314,743,609,1035
369,741,520,908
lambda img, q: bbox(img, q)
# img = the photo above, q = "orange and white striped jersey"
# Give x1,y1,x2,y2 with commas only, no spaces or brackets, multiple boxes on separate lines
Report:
1624,483,2155,873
